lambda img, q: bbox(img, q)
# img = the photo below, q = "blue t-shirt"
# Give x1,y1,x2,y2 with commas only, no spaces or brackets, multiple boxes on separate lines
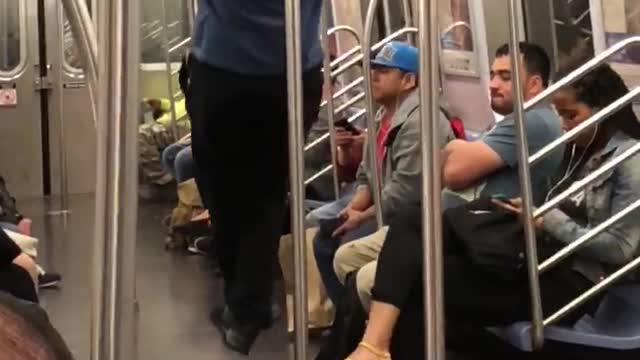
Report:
192,0,323,75
442,105,565,209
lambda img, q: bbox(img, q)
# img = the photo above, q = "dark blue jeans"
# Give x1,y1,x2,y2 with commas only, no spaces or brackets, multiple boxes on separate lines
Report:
313,219,376,305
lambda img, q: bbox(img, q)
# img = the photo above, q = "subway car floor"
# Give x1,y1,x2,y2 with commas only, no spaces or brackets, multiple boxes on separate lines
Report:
23,194,319,359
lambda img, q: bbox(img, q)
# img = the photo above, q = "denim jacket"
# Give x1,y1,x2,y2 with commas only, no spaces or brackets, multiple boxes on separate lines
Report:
542,132,640,282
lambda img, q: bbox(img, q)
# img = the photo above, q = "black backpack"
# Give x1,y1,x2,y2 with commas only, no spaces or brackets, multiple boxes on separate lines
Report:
0,177,22,225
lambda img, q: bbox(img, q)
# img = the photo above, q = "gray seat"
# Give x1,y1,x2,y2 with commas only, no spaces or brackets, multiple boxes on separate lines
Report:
490,284,640,351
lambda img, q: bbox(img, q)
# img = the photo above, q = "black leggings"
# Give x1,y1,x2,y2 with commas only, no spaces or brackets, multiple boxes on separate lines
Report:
0,264,37,303
372,204,597,358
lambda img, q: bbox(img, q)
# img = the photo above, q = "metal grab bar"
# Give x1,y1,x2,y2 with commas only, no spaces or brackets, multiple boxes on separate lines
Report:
319,77,364,110
335,92,365,115
168,37,191,55
60,0,98,125
417,0,445,358
304,108,366,152
362,0,389,229
524,36,640,112
539,198,640,274
544,254,640,326
304,164,334,186
536,142,640,218
161,0,179,140
507,0,545,350
285,0,308,357
321,3,342,199
530,87,640,166
332,27,419,79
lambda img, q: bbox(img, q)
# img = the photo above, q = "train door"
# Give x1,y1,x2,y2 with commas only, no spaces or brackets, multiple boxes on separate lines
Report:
44,0,95,196
0,0,44,198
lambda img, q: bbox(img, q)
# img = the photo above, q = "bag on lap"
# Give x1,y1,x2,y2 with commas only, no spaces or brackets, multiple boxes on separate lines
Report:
442,197,558,282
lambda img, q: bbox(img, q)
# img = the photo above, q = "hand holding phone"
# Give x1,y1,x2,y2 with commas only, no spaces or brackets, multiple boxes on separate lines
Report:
334,118,360,135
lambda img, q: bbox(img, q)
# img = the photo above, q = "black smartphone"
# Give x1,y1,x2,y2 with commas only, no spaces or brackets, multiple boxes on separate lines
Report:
334,118,360,135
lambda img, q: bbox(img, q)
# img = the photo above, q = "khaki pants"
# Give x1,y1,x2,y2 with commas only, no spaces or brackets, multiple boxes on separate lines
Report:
333,226,388,310
279,227,334,332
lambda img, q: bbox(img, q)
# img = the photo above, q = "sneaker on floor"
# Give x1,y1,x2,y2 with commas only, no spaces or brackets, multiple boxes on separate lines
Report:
187,236,213,255
39,272,62,289
210,306,261,355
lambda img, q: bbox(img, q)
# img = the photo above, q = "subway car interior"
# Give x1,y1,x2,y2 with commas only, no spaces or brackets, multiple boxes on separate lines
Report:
0,0,640,359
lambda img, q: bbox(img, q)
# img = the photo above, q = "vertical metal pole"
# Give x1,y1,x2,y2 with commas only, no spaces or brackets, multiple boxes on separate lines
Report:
418,0,445,359
186,0,196,33
92,0,140,358
547,0,560,72
1,1,8,68
321,2,342,200
362,0,385,229
381,0,393,36
507,0,544,350
60,0,98,124
285,0,309,358
402,0,415,45
161,0,179,140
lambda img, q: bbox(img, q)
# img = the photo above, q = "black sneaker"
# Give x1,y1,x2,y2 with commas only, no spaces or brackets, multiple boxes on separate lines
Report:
39,272,62,289
210,306,261,355
187,236,212,255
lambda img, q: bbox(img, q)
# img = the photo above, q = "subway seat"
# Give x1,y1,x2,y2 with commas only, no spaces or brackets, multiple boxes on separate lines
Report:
489,284,640,351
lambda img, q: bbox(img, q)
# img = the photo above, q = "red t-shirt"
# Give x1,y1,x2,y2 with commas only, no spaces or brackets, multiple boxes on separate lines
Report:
376,113,393,170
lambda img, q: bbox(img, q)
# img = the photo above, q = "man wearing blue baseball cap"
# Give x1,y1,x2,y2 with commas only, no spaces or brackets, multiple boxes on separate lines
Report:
312,41,455,311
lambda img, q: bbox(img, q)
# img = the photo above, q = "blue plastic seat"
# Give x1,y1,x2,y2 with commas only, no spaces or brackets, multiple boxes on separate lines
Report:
490,284,640,351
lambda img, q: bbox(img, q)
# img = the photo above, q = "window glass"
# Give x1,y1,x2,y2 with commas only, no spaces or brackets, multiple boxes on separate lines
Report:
63,0,91,72
0,0,22,73
141,0,191,63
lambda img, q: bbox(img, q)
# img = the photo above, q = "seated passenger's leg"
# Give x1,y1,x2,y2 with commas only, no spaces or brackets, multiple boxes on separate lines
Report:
305,183,358,227
161,142,187,178
174,146,196,183
138,123,175,186
333,226,388,284
313,230,344,304
355,261,377,311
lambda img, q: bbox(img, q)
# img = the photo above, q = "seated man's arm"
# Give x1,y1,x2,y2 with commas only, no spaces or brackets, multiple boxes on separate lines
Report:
441,139,504,190
442,116,530,190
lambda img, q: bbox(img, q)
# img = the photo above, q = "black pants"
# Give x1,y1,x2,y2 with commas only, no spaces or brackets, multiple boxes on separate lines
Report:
372,204,598,359
189,58,322,325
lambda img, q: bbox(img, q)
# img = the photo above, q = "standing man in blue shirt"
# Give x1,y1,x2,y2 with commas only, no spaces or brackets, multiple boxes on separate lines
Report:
189,0,324,354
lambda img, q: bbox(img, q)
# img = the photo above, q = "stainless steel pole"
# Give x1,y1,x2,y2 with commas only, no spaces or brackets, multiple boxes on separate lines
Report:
402,0,415,44
382,0,393,36
362,0,385,229
92,0,140,358
161,0,179,140
285,0,309,357
321,2,342,200
418,0,445,359
60,0,98,125
507,0,544,350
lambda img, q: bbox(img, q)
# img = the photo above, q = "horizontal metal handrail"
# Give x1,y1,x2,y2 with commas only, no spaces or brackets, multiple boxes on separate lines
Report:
535,142,640,218
544,254,640,326
169,37,191,54
331,27,419,79
335,92,365,115
539,198,640,274
304,164,334,185
304,108,366,152
530,87,640,166
524,36,640,112
319,77,364,109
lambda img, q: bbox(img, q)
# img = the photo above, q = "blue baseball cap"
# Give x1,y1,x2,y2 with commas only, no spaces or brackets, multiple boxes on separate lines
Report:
371,41,419,74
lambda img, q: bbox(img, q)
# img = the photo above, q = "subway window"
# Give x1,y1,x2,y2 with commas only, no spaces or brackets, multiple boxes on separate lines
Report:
0,0,22,73
141,0,191,63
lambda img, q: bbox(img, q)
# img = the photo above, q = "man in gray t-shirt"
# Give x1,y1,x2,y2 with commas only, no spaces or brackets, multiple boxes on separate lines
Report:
442,42,564,209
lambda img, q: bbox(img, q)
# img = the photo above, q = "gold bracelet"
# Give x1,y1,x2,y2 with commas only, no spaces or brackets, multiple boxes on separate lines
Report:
358,341,391,359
